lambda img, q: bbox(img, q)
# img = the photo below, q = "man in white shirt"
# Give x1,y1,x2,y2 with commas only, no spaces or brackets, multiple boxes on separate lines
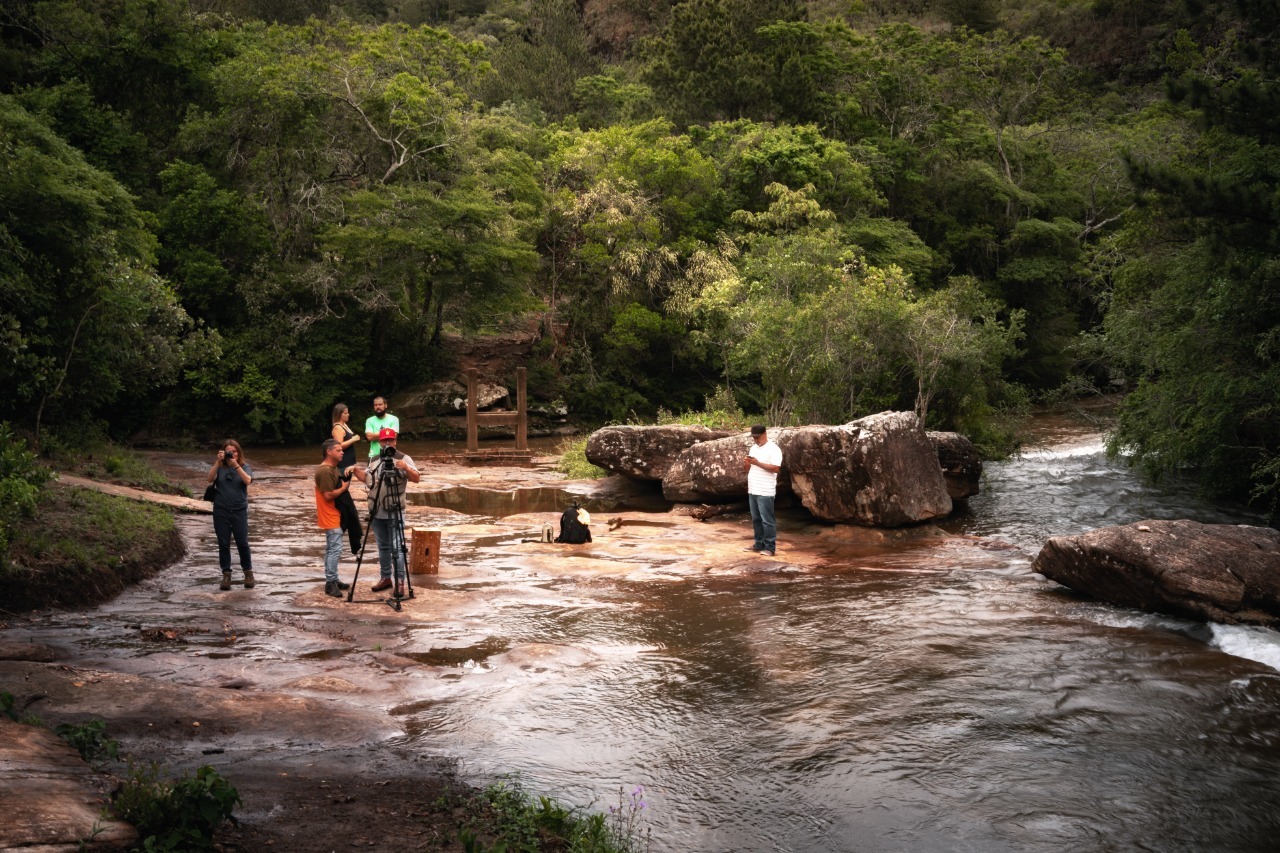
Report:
743,424,783,556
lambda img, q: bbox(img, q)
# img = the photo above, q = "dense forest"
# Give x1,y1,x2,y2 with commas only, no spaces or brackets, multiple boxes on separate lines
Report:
0,0,1276,515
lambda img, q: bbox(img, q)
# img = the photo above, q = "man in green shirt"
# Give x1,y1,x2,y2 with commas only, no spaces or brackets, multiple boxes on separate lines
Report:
364,396,400,459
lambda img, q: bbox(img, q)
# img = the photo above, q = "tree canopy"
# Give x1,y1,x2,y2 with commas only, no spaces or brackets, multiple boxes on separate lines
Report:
1,0,1276,515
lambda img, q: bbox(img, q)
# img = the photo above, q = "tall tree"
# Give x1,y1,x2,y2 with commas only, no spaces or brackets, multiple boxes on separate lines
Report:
1108,0,1280,513
0,98,201,440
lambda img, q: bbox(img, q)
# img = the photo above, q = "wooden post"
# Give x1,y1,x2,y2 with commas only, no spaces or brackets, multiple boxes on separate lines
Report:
409,528,441,575
516,367,527,451
466,369,479,452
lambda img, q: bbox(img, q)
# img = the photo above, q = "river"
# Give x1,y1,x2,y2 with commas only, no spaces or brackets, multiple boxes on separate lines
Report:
380,417,1280,852
17,414,1280,851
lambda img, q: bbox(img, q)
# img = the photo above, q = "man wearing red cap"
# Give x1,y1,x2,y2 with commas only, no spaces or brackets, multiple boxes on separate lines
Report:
352,427,419,596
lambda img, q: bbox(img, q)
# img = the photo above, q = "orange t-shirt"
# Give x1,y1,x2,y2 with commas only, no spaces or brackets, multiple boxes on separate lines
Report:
314,464,343,530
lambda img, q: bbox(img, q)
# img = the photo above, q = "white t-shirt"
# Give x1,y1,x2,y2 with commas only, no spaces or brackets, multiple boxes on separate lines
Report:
747,440,782,497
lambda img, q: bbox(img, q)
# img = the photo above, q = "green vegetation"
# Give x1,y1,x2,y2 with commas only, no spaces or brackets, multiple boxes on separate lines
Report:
0,423,53,568
0,423,185,611
2,483,183,611
113,763,241,852
462,778,650,852
0,0,1276,514
53,719,120,769
557,436,609,480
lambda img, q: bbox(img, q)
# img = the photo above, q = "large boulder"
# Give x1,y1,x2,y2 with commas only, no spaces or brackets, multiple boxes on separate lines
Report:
1030,520,1280,626
585,425,735,481
661,433,773,503
662,412,954,527
394,380,508,421
927,431,982,501
785,413,954,525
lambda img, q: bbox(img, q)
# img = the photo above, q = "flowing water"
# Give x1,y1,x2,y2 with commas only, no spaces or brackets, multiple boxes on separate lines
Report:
385,420,1280,852
17,418,1280,851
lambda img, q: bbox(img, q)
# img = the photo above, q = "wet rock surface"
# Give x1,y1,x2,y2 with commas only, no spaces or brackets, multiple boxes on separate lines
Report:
586,424,735,481
0,447,980,851
0,718,137,851
1031,519,1280,626
927,430,982,502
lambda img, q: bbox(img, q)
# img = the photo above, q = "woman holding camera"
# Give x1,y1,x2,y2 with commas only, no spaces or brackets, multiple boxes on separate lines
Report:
206,439,255,591
329,403,363,553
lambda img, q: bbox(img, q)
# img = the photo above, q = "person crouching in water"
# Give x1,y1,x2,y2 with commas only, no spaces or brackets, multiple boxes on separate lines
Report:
315,438,357,598
352,428,420,597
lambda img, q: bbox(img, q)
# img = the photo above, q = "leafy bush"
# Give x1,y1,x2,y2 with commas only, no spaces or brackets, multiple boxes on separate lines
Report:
655,385,749,430
0,423,52,568
54,718,119,768
113,763,241,852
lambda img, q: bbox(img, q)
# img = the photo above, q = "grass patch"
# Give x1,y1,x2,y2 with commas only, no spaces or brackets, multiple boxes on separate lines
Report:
460,778,650,853
46,439,189,496
1,482,183,611
556,436,608,479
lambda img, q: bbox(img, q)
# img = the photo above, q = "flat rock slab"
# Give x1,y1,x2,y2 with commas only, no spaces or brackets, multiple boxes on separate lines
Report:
1031,519,1280,626
0,662,401,750
56,474,210,514
0,718,137,851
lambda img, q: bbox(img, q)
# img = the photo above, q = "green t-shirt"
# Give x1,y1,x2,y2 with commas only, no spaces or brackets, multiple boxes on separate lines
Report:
365,412,400,458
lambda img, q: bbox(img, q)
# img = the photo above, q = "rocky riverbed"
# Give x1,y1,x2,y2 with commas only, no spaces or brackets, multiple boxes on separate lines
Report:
1,449,977,851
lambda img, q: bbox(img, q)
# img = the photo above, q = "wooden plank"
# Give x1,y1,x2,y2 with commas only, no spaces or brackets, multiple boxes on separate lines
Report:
466,369,479,452
516,366,528,451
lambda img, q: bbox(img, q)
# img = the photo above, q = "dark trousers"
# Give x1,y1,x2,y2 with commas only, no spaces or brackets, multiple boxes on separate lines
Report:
212,506,253,573
748,494,776,553
335,490,363,553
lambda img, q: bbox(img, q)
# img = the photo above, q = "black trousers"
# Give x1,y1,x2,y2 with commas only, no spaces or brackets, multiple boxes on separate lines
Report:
212,506,252,572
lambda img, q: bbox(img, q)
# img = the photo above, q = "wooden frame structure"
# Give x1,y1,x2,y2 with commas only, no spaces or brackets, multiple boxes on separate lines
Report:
464,367,532,466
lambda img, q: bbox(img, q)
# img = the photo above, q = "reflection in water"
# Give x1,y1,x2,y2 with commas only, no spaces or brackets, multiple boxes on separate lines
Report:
400,423,1280,852
408,485,671,517
26,415,1280,851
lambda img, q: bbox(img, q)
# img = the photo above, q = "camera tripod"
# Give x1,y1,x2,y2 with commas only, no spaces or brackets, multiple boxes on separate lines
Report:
347,452,415,611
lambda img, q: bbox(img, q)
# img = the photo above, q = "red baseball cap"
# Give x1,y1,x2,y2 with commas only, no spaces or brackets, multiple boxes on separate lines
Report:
377,427,398,441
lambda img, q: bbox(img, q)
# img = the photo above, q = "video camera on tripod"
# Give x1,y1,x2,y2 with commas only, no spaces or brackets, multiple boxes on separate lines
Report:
347,427,419,610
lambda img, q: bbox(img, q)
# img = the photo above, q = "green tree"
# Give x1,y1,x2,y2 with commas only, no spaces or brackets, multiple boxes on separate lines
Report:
1108,0,1280,513
0,97,201,440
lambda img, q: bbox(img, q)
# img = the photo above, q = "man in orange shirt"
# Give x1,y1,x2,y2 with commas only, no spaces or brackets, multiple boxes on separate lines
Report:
315,438,357,598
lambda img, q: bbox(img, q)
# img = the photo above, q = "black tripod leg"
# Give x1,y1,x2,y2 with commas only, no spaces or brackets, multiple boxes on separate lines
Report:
396,513,415,600
345,507,373,601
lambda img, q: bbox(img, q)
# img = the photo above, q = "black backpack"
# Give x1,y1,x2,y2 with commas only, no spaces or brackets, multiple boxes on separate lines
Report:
555,505,592,544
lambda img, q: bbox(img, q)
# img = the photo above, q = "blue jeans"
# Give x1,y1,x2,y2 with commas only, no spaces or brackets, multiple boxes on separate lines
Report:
212,507,252,573
323,527,343,583
748,494,776,553
371,515,406,582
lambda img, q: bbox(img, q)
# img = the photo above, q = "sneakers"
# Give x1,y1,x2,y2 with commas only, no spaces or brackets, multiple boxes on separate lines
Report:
394,582,405,598
219,573,231,591
759,550,775,557
371,578,392,592
324,580,343,598
336,580,351,590
743,546,760,552
243,570,256,588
